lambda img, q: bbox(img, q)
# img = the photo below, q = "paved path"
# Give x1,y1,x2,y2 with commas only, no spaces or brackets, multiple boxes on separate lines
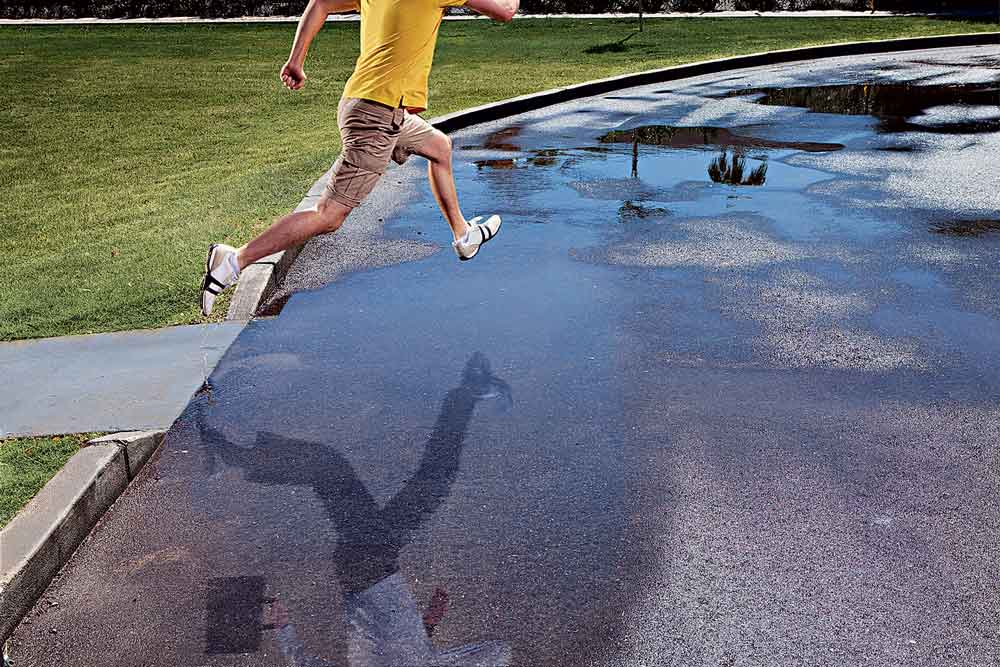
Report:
0,323,243,437
9,46,1000,666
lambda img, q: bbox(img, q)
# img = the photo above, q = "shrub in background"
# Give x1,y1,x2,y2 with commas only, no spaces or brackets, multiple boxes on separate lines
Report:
734,0,780,10
0,0,996,18
0,0,309,18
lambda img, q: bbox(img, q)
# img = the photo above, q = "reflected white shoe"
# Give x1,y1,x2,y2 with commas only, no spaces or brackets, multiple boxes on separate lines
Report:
453,215,502,262
200,243,240,316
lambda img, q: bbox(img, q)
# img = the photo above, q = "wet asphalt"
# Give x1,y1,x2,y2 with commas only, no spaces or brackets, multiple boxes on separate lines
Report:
10,46,1000,666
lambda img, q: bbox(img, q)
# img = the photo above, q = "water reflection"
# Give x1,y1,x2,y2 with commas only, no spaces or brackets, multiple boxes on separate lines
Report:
474,158,517,170
468,124,812,192
618,201,669,222
707,150,768,186
598,125,844,152
199,353,512,666
930,218,1000,237
481,126,522,152
473,152,562,171
724,82,1000,134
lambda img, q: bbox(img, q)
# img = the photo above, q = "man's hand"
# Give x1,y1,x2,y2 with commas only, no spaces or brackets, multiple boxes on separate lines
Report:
281,0,356,89
280,61,307,91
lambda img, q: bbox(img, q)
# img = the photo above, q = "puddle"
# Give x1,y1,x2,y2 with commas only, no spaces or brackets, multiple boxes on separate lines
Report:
474,158,518,169
723,82,1000,134
598,125,844,152
930,219,1000,237
473,152,563,170
618,201,670,222
480,126,522,151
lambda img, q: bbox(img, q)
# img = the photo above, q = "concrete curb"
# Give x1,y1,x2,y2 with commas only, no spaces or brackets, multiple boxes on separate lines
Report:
225,32,997,320
0,430,165,642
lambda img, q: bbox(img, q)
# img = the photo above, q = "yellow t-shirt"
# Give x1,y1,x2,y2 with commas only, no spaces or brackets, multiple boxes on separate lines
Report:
342,0,467,113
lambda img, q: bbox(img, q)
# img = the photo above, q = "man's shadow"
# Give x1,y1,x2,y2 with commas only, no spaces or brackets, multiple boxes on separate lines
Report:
198,352,512,666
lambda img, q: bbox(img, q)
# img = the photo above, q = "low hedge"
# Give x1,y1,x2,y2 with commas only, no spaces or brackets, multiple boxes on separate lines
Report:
1,0,994,20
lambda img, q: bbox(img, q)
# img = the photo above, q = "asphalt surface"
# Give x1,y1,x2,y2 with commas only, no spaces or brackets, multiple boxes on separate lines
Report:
10,46,1000,666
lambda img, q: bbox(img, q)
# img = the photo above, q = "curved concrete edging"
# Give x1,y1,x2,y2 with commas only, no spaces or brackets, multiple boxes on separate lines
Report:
226,31,998,320
0,431,165,643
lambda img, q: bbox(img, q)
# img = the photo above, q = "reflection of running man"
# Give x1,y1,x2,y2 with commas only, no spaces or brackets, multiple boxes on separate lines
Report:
199,353,512,666
269,573,510,667
201,0,520,316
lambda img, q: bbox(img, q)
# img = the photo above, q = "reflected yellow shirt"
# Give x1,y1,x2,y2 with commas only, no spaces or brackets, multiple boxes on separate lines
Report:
343,0,467,113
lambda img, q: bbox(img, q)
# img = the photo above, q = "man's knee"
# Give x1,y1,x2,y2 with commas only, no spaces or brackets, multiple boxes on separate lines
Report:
316,197,351,233
421,130,453,164
439,131,453,154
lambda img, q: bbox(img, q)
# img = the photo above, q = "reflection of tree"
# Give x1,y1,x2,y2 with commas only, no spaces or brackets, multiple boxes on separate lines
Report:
482,126,522,151
473,149,562,171
600,124,842,152
707,150,767,186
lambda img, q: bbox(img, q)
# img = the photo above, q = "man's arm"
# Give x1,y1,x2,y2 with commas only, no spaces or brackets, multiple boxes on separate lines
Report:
280,0,359,91
464,0,519,23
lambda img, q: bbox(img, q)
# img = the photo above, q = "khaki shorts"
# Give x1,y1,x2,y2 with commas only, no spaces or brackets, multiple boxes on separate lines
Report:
325,97,437,208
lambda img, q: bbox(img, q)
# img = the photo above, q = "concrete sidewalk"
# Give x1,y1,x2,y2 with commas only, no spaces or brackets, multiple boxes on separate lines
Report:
0,323,243,438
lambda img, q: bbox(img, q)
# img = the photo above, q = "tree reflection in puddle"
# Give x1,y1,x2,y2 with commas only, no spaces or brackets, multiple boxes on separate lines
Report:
468,124,835,192
707,150,768,186
199,353,513,666
598,125,844,153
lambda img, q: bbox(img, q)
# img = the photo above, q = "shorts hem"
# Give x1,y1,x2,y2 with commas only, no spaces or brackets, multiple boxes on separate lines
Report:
324,183,363,210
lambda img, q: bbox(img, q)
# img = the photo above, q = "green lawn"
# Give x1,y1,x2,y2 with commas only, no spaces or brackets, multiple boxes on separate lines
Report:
1,17,995,341
0,434,100,527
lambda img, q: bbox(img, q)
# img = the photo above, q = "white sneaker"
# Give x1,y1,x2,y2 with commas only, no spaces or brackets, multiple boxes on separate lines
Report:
453,215,502,262
200,243,240,316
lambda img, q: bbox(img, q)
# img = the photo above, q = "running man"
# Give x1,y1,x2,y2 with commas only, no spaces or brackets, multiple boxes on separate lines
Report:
201,0,520,316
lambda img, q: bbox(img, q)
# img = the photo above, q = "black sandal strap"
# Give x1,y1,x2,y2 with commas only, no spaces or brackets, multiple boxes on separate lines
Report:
204,273,226,289
202,271,227,294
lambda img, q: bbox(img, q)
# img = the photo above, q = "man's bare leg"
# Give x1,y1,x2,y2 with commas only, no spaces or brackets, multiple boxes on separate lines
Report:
201,192,355,316
415,130,468,241
236,195,352,269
